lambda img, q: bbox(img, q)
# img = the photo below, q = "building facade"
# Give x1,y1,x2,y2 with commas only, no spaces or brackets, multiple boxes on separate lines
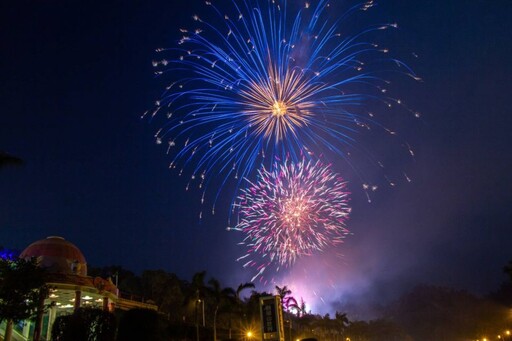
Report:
0,236,156,341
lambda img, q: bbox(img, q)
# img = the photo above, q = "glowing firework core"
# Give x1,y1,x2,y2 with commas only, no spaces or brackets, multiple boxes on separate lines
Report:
282,195,309,228
272,101,288,117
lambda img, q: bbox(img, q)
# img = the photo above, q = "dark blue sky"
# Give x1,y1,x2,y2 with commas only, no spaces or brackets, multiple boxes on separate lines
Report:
1,0,511,315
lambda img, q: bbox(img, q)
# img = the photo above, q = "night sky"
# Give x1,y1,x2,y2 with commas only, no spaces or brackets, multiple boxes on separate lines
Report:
1,0,511,316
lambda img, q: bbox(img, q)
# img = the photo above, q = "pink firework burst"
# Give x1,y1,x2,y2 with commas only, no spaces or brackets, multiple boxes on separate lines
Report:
231,158,351,281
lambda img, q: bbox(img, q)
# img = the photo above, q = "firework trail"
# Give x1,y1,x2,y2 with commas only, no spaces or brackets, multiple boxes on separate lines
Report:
229,158,351,281
147,0,420,207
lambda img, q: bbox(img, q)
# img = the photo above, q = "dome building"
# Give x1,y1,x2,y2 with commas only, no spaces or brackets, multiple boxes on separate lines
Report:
20,236,118,313
1,236,156,341
21,236,88,276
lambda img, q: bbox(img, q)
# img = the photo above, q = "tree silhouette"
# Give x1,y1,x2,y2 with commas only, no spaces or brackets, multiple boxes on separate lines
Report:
208,278,235,341
184,271,207,340
232,282,255,335
235,282,255,303
141,269,184,321
504,260,512,281
275,285,293,311
117,308,167,341
0,151,23,168
0,257,48,341
51,307,116,341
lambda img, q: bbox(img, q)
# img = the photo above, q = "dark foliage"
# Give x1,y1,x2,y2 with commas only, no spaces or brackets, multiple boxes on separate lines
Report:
117,308,168,341
0,257,48,324
83,262,512,341
344,319,412,341
51,307,116,341
386,285,509,341
0,151,23,168
88,265,142,299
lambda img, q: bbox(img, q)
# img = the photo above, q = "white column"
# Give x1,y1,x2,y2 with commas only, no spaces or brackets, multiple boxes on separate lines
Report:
47,304,57,339
22,320,31,338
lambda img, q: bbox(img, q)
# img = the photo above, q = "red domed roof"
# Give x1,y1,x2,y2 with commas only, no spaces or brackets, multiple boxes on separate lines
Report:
20,236,87,276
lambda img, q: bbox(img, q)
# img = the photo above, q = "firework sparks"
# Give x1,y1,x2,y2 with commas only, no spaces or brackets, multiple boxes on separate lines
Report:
148,0,419,205
229,158,351,281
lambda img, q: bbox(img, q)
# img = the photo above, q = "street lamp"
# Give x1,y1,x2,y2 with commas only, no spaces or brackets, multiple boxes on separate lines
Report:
197,299,205,327
195,297,205,341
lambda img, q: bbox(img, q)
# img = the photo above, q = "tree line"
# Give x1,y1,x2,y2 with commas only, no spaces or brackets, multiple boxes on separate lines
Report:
86,263,512,341
2,247,512,340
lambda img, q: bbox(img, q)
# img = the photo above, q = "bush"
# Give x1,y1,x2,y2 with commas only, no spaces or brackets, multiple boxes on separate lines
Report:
116,308,167,341
51,307,116,341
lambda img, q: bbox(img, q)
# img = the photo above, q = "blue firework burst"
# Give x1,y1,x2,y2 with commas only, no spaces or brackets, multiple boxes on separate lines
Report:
147,0,419,207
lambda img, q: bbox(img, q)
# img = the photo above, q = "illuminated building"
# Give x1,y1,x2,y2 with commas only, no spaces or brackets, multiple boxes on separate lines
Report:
0,236,156,340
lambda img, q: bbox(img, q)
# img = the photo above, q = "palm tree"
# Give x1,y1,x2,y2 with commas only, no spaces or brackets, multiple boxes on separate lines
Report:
231,282,255,338
275,285,297,341
235,282,255,303
184,271,207,340
208,278,235,341
290,298,307,337
275,285,292,311
286,296,300,316
299,298,307,317
334,311,350,340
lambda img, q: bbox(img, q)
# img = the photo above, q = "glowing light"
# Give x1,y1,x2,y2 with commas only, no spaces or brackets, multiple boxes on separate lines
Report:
272,101,287,118
59,304,73,309
232,158,351,281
